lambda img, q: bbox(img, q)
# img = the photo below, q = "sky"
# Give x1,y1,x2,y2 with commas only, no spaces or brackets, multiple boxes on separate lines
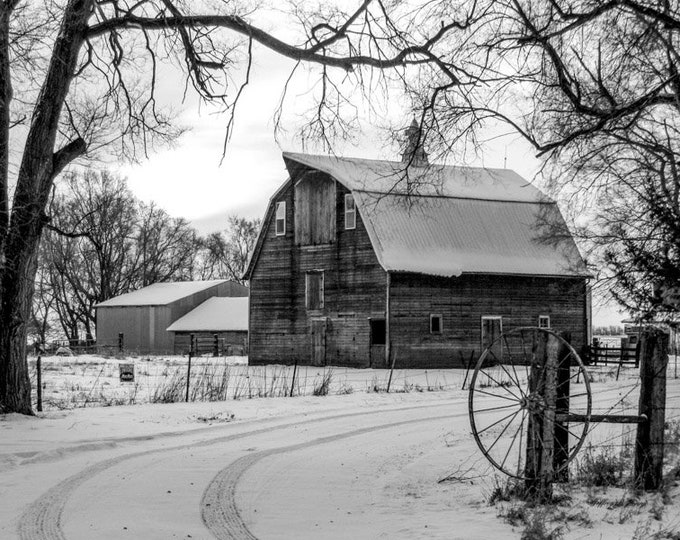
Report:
116,44,624,326
119,45,540,229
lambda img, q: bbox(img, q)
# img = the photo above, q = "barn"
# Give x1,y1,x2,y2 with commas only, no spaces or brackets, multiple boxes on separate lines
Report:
244,145,591,369
96,280,249,354
166,297,249,355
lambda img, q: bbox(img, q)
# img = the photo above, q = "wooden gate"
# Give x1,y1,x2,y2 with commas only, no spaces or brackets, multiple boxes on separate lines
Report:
310,318,327,366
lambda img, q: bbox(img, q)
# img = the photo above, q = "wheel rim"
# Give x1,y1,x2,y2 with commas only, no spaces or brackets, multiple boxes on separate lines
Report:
468,327,592,480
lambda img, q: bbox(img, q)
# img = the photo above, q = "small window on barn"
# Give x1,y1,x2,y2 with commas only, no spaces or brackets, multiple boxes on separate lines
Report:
275,201,286,236
306,271,324,310
430,314,443,334
344,194,356,230
538,315,550,329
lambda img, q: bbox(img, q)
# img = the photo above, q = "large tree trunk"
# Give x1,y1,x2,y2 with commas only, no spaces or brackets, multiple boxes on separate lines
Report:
0,0,90,414
0,238,40,414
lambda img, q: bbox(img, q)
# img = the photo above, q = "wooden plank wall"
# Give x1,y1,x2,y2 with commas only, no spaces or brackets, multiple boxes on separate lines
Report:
249,177,386,367
294,172,336,245
389,273,588,368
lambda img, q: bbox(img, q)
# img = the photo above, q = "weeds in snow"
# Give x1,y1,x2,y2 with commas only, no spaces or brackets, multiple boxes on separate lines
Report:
312,369,333,396
575,444,631,488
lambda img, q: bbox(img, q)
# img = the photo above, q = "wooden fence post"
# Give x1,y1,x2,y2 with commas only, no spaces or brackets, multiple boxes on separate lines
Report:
525,331,558,501
386,352,397,392
186,334,194,403
634,329,668,490
213,333,219,357
36,355,43,413
290,358,299,398
118,333,124,352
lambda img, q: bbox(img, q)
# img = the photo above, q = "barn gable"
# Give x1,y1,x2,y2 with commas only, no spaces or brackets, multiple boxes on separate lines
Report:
246,153,588,280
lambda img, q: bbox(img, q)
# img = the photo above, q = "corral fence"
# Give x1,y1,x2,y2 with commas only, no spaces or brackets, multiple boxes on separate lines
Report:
585,336,639,372
179,334,247,357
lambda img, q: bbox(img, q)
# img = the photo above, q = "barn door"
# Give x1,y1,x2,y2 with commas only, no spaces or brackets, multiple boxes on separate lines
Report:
481,316,503,363
369,319,386,368
310,318,327,366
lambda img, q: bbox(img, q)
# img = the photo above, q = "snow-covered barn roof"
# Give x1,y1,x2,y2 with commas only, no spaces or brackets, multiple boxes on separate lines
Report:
245,153,589,279
282,152,545,203
354,191,587,277
166,297,249,332
96,280,229,307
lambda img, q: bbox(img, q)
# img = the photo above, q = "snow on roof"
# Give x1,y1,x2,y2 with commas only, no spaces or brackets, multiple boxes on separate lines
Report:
166,297,249,332
283,152,547,203
96,280,229,307
354,192,589,278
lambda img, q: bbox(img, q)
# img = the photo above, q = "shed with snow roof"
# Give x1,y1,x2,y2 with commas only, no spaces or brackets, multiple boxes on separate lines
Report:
96,280,249,354
167,297,249,355
244,140,591,369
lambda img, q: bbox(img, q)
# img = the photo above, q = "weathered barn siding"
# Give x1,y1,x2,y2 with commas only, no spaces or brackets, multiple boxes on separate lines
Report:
249,177,386,367
294,172,336,245
388,273,588,368
173,331,248,355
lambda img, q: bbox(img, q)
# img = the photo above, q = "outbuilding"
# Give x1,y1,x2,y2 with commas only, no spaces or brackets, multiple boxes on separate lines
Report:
167,296,249,355
96,280,249,354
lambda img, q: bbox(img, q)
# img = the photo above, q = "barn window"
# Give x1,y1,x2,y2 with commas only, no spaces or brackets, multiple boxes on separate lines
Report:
306,271,324,310
430,314,443,334
344,194,356,230
538,315,550,328
275,201,286,236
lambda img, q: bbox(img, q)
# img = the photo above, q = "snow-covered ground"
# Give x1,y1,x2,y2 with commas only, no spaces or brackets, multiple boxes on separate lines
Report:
2,358,680,539
27,354,464,409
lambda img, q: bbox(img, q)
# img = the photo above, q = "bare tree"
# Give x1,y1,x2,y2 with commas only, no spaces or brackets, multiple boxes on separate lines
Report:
40,169,139,343
36,169,201,344
197,215,260,283
135,203,198,287
1,0,475,413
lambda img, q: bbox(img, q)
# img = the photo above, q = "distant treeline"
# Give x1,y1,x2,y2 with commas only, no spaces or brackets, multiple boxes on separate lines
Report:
593,325,625,336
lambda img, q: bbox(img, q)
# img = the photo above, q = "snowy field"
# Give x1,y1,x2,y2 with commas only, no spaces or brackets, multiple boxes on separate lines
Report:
27,354,465,409
1,357,680,539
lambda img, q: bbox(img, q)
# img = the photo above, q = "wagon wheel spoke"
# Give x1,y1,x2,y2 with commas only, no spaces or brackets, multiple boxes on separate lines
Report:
484,409,521,454
500,409,526,472
474,388,522,402
488,347,525,397
476,409,521,436
503,334,527,391
476,365,523,402
474,402,522,414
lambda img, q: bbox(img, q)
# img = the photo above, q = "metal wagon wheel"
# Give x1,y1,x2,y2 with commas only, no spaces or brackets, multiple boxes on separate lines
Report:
468,327,592,480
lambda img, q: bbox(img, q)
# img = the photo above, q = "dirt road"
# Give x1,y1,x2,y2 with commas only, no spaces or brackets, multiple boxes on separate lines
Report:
12,395,499,540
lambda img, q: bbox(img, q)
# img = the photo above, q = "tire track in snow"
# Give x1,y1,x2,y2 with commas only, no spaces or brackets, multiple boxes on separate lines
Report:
17,400,461,540
200,412,464,540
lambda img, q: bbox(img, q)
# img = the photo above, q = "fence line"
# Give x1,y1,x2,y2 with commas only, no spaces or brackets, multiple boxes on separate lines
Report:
27,353,668,411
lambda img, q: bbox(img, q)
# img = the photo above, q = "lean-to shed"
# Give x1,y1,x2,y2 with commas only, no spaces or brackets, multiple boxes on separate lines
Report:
167,297,249,355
